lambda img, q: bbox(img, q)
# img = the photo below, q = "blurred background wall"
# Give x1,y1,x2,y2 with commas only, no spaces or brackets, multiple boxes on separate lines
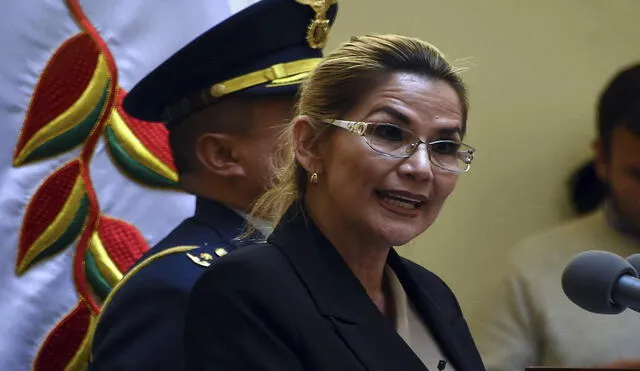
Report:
324,0,640,332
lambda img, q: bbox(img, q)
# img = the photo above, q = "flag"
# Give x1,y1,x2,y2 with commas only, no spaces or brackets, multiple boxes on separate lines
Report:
0,1,257,369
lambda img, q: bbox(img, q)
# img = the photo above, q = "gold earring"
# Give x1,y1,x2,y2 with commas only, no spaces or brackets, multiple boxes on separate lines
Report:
310,172,319,185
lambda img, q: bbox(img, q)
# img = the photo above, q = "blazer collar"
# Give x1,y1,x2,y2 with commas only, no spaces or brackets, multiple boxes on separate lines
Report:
267,202,426,370
193,197,246,242
267,201,375,319
267,201,473,371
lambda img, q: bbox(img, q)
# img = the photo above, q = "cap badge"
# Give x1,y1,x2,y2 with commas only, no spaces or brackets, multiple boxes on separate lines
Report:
295,0,337,49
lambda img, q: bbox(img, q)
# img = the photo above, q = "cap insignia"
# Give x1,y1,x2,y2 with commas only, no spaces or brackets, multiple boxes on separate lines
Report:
295,0,337,49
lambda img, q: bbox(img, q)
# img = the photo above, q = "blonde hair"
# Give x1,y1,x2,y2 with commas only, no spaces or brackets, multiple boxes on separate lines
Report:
250,34,468,225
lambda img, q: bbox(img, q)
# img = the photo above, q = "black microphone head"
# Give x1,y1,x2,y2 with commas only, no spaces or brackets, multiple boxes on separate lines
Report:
562,250,637,314
627,254,640,273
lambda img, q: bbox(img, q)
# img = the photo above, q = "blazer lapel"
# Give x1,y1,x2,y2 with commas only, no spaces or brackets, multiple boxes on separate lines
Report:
268,202,427,371
388,251,473,371
326,316,428,371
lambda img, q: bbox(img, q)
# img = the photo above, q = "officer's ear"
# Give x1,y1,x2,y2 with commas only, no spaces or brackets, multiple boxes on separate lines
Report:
195,132,246,177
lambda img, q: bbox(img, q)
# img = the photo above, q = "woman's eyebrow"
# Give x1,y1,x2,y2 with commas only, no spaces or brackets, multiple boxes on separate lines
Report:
438,127,462,137
368,106,410,125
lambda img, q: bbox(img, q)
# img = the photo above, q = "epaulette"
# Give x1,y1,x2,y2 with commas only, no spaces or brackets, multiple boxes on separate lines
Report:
184,245,229,268
90,244,227,363
98,245,229,316
98,245,200,321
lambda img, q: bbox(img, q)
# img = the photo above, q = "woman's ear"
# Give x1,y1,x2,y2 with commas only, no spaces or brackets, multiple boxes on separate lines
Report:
292,115,324,174
195,132,246,178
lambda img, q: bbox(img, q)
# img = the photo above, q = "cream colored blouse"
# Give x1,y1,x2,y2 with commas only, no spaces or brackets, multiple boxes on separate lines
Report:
386,266,455,371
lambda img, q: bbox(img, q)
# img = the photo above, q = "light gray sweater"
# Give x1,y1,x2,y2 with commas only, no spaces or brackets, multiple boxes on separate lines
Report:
475,209,640,370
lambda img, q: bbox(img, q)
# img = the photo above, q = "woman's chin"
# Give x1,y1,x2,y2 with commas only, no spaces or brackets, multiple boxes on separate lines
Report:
368,199,440,245
374,220,430,247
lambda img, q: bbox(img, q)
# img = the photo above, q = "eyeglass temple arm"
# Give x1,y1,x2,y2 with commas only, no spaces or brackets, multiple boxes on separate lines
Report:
321,119,368,135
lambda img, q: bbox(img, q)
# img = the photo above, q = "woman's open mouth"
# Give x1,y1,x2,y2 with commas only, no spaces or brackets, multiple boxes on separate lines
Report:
375,190,426,211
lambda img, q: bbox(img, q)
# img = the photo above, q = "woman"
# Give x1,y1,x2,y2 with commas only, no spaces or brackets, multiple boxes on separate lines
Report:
184,34,483,371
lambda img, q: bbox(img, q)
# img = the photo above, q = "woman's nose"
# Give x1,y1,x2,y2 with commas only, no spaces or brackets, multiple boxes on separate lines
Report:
398,144,434,182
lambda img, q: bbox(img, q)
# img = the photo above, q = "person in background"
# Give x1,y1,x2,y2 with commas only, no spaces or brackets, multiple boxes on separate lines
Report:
474,63,640,370
89,1,338,370
184,33,484,371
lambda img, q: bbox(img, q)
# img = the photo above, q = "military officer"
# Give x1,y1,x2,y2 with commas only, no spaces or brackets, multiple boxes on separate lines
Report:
88,0,338,369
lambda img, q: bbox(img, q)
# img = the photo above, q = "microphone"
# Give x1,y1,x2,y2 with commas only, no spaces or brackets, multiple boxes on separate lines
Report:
627,253,640,273
562,250,640,314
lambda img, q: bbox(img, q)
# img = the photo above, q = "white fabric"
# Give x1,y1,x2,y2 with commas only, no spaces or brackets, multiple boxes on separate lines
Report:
387,266,455,371
0,1,258,369
474,209,640,370
232,208,273,237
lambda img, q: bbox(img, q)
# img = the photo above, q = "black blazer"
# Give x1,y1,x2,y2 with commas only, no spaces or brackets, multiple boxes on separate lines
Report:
184,203,485,371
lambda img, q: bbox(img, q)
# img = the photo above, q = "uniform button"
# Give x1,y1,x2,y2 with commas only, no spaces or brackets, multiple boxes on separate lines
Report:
214,247,228,257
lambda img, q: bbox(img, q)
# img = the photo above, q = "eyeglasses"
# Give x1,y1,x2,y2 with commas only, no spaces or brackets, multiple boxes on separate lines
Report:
321,119,476,173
